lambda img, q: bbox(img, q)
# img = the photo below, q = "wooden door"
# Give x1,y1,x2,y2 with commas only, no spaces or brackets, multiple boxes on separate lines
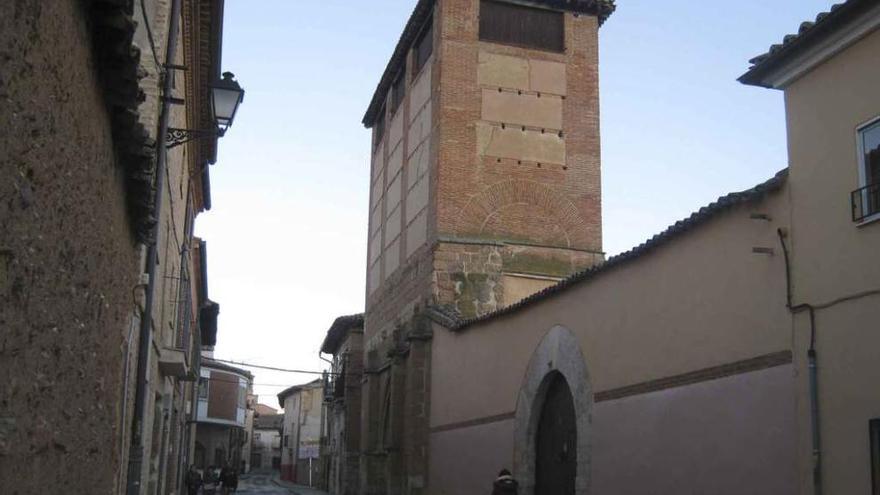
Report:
535,373,577,495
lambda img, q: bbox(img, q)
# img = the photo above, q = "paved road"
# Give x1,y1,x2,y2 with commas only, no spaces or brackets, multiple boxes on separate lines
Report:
235,472,328,495
235,472,291,494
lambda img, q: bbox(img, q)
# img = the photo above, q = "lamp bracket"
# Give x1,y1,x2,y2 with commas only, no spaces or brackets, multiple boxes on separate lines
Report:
166,127,225,149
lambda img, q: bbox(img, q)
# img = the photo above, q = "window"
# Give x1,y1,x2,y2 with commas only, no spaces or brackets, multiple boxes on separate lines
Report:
413,16,433,77
377,371,393,450
198,377,209,399
254,432,261,441
479,0,564,53
854,118,880,222
872,419,880,495
238,385,246,408
391,71,406,116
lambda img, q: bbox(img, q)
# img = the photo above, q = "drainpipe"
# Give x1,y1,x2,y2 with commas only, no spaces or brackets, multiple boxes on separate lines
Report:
126,1,181,493
777,229,822,495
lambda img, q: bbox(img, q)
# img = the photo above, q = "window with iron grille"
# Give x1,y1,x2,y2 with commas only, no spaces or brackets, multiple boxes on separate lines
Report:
479,0,564,53
413,16,433,77
853,118,880,222
391,71,406,116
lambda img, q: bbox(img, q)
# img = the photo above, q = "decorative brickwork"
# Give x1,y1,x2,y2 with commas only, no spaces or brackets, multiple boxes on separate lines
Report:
359,1,607,493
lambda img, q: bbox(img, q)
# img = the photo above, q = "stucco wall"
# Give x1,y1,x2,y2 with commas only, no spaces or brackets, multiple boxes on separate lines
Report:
784,28,880,305
428,189,794,493
428,419,514,495
591,364,796,495
783,26,880,494
0,2,142,493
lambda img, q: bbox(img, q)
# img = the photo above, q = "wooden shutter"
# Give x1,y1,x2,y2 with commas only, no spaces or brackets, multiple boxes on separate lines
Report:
479,0,564,52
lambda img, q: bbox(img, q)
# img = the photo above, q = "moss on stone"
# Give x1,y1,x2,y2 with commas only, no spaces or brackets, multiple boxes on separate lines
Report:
502,253,572,278
452,272,491,317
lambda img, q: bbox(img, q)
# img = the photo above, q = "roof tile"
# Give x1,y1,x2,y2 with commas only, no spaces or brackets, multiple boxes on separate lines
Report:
740,0,875,85
429,169,789,332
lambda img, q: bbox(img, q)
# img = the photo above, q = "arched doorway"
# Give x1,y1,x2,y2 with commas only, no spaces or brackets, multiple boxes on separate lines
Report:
535,372,577,494
514,326,591,494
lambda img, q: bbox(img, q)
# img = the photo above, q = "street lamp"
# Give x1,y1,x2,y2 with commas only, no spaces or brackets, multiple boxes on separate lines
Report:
211,72,245,131
166,72,245,148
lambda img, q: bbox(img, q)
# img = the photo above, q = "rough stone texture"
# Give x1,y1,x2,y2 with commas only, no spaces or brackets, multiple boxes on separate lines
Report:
433,241,602,317
0,1,142,493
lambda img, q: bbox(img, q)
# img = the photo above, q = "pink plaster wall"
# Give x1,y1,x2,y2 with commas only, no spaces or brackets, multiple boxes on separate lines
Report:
428,419,514,495
592,365,797,495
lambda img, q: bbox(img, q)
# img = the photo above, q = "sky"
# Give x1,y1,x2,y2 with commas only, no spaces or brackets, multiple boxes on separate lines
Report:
198,0,834,409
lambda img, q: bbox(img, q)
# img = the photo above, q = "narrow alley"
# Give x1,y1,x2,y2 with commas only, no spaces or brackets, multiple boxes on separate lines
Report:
235,473,328,495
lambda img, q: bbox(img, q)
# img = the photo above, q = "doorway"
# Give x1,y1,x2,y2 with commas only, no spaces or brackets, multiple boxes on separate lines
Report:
535,372,577,495
514,325,590,494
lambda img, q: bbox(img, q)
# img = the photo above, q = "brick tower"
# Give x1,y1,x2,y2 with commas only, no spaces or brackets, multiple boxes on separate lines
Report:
359,1,612,493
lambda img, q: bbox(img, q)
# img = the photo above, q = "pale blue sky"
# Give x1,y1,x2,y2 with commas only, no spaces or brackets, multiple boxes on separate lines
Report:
199,0,833,407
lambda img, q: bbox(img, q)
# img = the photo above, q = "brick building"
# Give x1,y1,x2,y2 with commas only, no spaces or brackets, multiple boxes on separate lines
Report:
0,0,240,493
356,1,612,493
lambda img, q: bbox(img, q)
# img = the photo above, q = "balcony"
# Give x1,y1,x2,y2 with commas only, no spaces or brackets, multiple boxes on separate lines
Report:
852,182,880,223
158,346,194,380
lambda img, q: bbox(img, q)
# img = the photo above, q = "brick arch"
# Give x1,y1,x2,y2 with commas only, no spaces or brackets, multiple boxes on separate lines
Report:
455,179,588,247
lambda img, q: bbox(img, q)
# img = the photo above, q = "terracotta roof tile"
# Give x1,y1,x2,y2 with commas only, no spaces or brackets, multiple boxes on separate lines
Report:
740,0,875,86
320,313,365,355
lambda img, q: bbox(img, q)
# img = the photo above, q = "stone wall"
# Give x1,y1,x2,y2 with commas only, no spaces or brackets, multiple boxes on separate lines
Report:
0,1,142,493
433,241,602,317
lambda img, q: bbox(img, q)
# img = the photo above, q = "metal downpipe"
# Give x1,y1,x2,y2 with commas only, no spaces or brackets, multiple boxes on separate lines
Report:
126,0,181,492
777,229,822,495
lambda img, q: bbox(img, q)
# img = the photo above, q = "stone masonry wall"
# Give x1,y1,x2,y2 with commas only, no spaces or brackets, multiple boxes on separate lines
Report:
433,241,602,318
0,1,142,494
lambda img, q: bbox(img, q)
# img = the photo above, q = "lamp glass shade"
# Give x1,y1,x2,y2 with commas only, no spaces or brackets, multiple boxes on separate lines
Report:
211,73,244,128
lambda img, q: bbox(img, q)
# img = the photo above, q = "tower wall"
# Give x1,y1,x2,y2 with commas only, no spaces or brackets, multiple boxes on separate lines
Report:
359,2,607,493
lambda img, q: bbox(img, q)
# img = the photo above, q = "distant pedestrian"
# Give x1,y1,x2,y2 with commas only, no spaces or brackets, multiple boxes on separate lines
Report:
220,464,233,495
492,469,519,495
184,465,203,495
227,466,239,492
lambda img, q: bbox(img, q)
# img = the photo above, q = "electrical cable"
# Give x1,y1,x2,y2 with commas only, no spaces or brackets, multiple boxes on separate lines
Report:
201,376,303,388
206,358,337,375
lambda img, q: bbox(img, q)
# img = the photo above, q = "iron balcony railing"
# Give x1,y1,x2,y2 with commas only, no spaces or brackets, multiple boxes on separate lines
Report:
852,181,880,222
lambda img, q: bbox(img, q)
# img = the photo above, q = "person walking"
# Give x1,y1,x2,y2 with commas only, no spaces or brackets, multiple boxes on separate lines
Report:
219,464,233,495
492,469,519,495
184,465,203,495
227,466,239,493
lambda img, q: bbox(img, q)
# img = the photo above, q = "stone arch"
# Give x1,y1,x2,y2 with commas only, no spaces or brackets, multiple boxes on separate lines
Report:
514,325,591,494
455,179,589,247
